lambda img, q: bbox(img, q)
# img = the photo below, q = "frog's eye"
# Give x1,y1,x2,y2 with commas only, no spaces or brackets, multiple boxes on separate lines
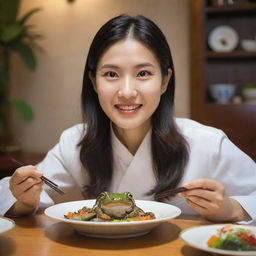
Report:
100,192,106,198
128,193,133,199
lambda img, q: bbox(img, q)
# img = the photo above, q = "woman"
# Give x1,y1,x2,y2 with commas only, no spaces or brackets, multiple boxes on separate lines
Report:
0,15,255,222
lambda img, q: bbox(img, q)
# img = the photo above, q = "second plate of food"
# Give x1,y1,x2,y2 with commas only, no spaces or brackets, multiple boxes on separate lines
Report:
180,224,256,255
45,199,181,238
0,217,15,234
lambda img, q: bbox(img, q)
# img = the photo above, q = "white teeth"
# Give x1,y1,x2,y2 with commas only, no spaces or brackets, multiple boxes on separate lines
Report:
117,105,141,110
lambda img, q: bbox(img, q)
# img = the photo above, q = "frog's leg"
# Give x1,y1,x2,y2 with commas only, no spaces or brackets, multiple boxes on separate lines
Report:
125,206,145,218
94,208,112,221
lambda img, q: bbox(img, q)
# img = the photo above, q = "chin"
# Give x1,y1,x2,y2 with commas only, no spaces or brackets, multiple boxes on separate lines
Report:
112,118,151,132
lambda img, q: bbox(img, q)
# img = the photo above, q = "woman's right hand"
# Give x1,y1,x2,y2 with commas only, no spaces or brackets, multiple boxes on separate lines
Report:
8,165,44,215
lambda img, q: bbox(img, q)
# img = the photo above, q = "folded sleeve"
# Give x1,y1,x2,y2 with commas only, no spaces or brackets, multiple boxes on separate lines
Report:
0,177,17,216
231,195,256,225
210,131,256,223
0,124,88,216
35,124,87,208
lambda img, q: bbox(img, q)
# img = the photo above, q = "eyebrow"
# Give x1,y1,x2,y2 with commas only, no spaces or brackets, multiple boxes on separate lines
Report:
99,62,155,70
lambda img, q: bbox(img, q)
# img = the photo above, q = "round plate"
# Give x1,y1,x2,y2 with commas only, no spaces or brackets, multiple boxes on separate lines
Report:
45,199,181,238
0,217,15,234
208,25,239,52
180,224,256,256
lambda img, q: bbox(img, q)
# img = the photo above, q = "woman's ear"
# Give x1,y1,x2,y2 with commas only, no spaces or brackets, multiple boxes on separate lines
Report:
161,68,172,94
89,72,97,93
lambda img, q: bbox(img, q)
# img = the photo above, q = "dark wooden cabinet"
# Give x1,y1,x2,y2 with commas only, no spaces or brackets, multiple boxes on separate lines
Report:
0,152,45,179
191,0,256,161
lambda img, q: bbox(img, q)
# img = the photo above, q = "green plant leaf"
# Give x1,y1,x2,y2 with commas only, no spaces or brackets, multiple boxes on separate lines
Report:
9,40,37,70
18,8,42,25
0,23,23,43
0,0,20,31
11,99,34,122
244,84,256,89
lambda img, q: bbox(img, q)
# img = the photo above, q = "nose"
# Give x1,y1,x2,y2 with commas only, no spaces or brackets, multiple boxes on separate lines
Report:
118,76,137,98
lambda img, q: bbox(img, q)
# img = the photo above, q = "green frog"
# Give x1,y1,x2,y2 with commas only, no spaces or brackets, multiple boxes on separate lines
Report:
92,191,154,221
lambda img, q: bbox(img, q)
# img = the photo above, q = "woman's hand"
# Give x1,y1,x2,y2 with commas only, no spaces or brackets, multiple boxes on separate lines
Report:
8,165,43,216
179,178,251,222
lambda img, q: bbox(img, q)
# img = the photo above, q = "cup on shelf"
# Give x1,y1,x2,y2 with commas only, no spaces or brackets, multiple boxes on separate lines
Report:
241,39,256,52
209,83,236,104
242,86,256,104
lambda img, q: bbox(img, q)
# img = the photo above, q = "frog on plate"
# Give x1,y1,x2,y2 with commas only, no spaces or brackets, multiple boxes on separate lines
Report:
64,192,155,221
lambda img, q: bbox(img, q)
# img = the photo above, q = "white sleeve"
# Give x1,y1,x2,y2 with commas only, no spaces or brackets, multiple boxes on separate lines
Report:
0,177,17,216
210,133,256,224
0,124,87,216
36,125,87,209
36,141,86,209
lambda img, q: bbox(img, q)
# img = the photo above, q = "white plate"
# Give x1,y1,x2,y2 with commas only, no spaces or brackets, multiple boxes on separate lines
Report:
180,224,256,256
0,217,15,234
208,25,239,52
45,199,181,238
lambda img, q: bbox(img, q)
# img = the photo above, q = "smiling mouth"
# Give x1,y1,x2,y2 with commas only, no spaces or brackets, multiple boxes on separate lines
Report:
114,104,142,111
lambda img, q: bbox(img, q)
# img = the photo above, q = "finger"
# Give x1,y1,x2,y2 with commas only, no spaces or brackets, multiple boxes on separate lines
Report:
11,166,43,185
18,183,43,207
186,198,210,216
12,178,43,197
184,178,223,192
186,196,213,209
13,181,43,201
186,196,219,215
180,188,222,203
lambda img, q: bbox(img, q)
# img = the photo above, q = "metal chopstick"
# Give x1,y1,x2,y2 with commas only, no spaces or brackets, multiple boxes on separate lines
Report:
40,177,65,195
155,186,188,200
10,157,65,195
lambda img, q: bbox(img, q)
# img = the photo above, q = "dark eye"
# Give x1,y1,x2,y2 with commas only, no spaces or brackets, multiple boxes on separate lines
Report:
106,71,118,78
137,70,150,77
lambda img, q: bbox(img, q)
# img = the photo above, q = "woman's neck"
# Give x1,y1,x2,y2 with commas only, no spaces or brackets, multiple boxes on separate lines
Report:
113,124,151,155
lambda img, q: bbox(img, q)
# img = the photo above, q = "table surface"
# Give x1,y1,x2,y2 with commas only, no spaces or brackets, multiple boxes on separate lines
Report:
0,214,216,256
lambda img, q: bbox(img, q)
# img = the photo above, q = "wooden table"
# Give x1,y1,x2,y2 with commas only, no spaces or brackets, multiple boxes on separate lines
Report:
0,214,214,256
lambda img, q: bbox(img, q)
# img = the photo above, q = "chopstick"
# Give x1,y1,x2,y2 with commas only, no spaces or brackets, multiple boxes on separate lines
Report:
155,186,188,200
40,176,65,195
10,157,65,195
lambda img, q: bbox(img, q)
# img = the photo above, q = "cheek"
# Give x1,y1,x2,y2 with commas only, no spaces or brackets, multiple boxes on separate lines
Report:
141,79,163,100
148,90,162,109
97,85,115,108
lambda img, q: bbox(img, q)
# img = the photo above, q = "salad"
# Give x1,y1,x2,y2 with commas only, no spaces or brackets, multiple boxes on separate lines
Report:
207,224,256,251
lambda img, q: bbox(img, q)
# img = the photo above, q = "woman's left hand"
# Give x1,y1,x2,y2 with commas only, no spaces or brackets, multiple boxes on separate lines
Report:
179,178,251,222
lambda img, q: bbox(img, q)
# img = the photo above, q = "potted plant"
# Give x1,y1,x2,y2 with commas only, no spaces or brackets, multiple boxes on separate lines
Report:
242,84,256,104
0,0,42,152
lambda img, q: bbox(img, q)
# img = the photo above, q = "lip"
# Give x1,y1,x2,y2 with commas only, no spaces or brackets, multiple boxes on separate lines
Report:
114,104,142,114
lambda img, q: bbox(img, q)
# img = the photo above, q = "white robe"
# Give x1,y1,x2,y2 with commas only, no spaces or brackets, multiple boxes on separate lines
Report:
1,118,256,223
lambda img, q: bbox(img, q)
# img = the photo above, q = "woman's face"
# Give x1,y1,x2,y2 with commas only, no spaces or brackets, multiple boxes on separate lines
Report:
93,38,171,134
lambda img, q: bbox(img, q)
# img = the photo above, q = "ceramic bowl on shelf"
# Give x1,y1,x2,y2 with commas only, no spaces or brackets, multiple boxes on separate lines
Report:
241,39,256,52
242,88,256,104
208,25,239,52
209,83,236,104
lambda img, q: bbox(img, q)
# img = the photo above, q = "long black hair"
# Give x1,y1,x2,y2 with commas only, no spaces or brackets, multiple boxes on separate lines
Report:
79,14,189,199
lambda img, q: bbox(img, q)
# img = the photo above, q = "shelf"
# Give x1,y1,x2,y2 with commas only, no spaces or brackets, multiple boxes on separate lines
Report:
205,103,256,109
206,51,256,59
206,4,256,16
191,0,256,161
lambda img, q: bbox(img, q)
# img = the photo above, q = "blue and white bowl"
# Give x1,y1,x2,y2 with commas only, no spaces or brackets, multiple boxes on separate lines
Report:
209,84,236,104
